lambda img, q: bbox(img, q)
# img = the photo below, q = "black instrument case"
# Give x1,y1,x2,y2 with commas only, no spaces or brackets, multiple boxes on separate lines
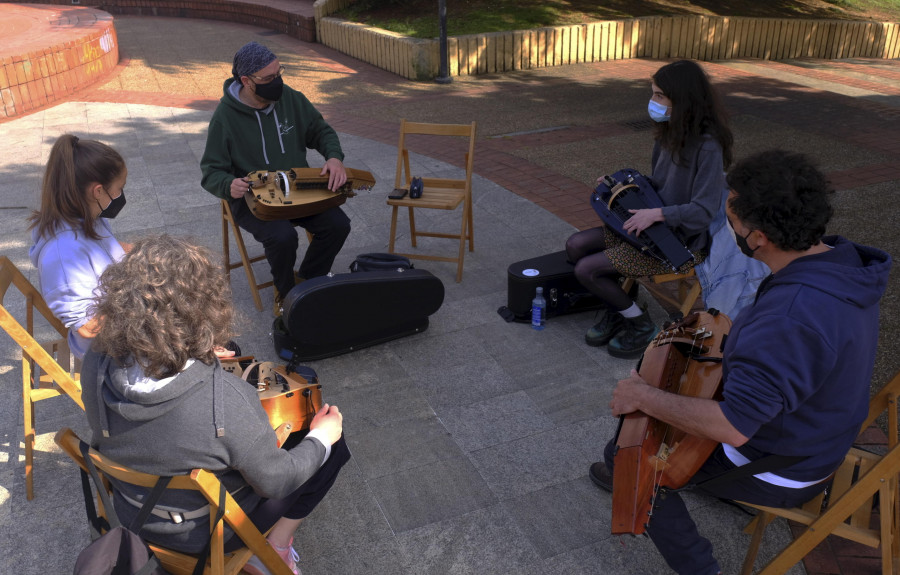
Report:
274,268,444,361
503,250,604,322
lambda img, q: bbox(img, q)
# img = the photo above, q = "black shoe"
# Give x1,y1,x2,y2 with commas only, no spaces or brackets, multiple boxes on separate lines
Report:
608,311,659,359
585,310,624,347
589,461,613,492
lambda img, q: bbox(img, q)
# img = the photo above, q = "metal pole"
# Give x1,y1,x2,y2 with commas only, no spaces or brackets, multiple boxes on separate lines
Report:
436,0,452,84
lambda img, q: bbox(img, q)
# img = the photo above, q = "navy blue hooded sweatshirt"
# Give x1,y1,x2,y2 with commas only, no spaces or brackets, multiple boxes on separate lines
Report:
720,235,892,482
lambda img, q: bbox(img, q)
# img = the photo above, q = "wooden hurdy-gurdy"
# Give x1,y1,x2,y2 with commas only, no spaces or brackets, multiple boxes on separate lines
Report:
245,167,375,220
590,168,694,271
612,310,731,535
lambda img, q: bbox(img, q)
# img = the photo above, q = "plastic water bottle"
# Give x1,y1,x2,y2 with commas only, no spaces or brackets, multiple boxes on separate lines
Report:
531,287,546,330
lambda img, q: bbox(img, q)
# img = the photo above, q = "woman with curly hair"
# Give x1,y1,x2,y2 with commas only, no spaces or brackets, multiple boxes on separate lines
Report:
81,235,349,575
566,60,733,359
29,134,130,359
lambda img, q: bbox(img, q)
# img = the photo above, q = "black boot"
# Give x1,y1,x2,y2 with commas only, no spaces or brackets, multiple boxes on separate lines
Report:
589,461,613,492
607,311,659,359
585,310,624,347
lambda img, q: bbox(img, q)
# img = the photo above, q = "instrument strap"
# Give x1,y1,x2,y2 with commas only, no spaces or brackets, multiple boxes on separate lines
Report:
670,452,808,494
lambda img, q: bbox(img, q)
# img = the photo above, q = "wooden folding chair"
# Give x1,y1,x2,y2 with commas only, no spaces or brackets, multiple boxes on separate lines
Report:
55,427,293,575
222,199,314,312
622,268,703,319
739,369,900,575
387,119,477,282
0,256,83,500
221,199,273,312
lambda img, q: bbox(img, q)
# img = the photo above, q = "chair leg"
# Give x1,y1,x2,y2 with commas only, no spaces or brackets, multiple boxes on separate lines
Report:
389,206,399,253
221,203,231,281
879,482,894,575
229,217,264,312
22,361,35,501
466,195,474,252
741,511,774,575
679,280,703,317
455,205,468,283
408,207,417,248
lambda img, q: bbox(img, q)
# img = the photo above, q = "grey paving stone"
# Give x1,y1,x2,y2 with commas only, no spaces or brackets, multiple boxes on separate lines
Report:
436,390,554,453
346,413,462,480
500,477,611,559
396,504,542,575
470,425,595,501
367,454,497,533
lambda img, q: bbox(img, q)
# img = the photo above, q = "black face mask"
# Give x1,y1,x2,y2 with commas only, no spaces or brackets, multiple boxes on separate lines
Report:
727,217,758,258
253,75,284,102
98,189,126,219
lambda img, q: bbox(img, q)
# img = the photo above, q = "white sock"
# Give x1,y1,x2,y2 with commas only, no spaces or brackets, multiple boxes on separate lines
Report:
619,302,643,319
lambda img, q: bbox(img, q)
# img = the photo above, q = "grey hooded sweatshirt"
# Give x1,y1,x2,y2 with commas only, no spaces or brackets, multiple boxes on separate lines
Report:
81,350,326,553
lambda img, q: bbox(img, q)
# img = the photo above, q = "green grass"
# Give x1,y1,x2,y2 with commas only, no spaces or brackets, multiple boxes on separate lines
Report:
335,0,900,39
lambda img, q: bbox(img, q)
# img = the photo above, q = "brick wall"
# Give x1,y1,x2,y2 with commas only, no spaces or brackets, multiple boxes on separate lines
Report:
1,7,119,118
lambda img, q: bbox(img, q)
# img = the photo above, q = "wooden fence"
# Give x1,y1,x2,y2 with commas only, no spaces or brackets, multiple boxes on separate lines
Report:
311,4,900,81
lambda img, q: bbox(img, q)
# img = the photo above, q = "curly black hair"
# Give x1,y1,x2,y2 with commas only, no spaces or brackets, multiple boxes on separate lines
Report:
726,150,833,251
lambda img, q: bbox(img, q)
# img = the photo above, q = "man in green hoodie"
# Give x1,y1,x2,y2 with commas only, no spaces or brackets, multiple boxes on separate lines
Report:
201,41,351,316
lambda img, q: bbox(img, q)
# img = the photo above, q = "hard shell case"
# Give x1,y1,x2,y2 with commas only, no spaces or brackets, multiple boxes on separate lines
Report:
274,268,444,361
505,250,604,321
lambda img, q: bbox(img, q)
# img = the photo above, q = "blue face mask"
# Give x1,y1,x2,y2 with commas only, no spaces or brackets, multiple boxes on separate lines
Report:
648,99,670,123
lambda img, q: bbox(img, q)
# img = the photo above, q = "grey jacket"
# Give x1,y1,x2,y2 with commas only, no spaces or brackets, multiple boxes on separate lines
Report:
651,134,724,253
81,350,326,552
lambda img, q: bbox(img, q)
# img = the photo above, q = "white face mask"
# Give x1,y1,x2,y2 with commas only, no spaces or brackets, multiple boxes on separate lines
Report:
648,99,670,123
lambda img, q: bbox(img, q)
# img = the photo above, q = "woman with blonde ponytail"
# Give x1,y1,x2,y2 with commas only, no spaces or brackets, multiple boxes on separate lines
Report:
29,133,130,359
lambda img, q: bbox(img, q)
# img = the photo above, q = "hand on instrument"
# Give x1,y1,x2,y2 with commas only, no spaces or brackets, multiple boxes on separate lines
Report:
321,158,347,192
623,208,664,236
310,403,343,445
610,369,652,417
230,176,251,199
213,346,235,359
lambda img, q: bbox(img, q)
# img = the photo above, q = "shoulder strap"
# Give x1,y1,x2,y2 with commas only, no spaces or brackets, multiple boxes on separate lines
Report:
128,476,173,533
673,453,807,493
79,440,116,538
190,483,227,575
79,440,173,534
78,441,231,575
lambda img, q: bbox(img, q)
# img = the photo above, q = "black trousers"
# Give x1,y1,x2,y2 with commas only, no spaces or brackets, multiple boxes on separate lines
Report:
230,197,351,297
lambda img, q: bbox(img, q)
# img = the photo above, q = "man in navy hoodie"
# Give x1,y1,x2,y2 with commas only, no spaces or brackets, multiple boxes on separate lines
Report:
590,149,892,575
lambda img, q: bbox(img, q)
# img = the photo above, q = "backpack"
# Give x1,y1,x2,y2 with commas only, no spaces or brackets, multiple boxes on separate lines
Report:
73,442,226,575
73,441,171,575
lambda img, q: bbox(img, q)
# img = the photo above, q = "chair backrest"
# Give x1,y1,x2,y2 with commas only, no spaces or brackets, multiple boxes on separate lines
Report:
794,369,900,531
394,119,477,192
55,427,293,575
741,369,900,575
0,256,83,407
861,369,900,448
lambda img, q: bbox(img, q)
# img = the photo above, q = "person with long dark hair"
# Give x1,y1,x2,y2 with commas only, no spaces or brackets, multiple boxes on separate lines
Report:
566,60,733,358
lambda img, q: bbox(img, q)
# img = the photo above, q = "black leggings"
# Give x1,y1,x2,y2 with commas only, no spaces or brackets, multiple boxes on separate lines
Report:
565,228,633,312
